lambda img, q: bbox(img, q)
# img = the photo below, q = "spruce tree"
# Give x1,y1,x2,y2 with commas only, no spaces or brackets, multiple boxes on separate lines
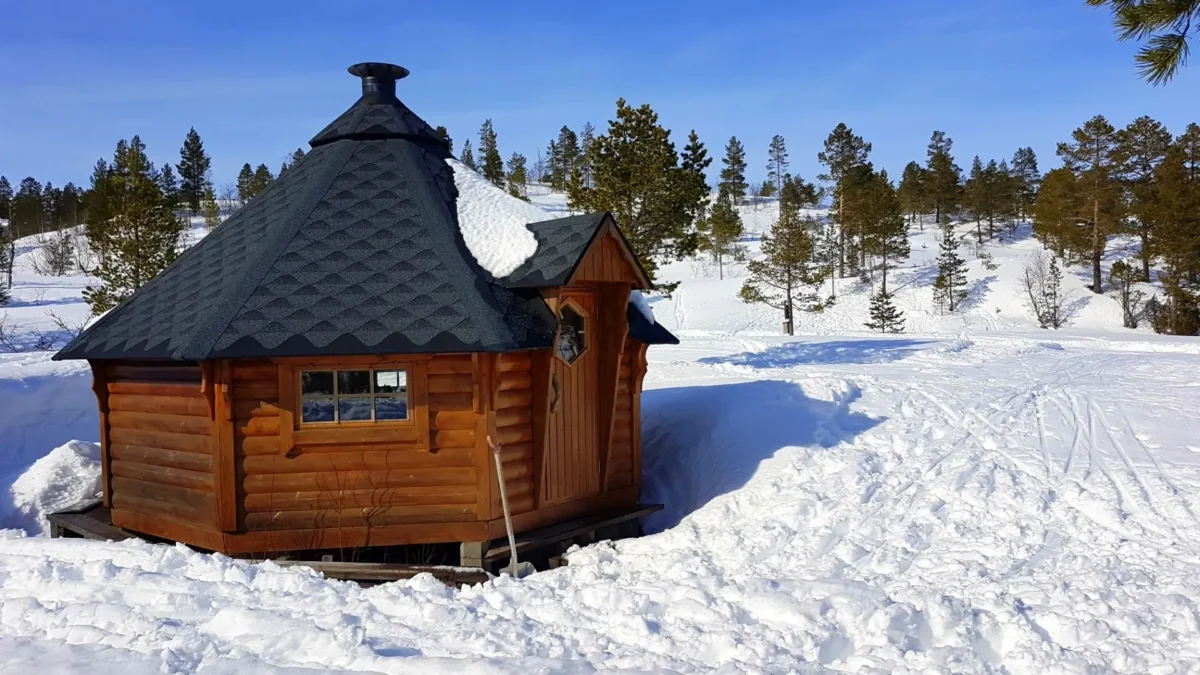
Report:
779,174,820,215
933,224,968,312
85,159,113,264
964,156,987,243
865,289,904,333
1109,259,1147,328
898,161,926,226
236,163,254,204
925,130,962,226
701,194,743,280
557,126,580,180
1117,115,1172,280
12,177,44,237
460,139,477,170
567,98,705,288
1144,135,1200,333
546,139,563,190
1052,115,1125,293
202,185,221,229
0,223,11,302
818,123,873,278
477,119,505,186
718,136,748,203
578,122,596,188
740,206,821,335
158,164,180,211
176,127,212,215
0,176,12,221
766,135,789,197
434,126,453,153
83,137,184,314
250,164,274,197
1011,147,1040,221
506,152,529,201
680,130,713,228
279,148,306,176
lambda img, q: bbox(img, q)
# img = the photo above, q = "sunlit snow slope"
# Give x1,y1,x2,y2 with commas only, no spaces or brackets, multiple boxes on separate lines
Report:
0,190,1199,673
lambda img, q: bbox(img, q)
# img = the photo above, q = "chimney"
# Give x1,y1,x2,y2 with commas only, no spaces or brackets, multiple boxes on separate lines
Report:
348,62,410,103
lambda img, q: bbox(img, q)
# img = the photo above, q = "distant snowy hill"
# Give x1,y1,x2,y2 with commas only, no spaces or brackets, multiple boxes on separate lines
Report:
0,187,1199,672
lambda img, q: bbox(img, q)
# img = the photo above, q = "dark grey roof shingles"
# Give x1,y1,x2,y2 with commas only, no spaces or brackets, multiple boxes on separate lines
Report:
500,213,606,288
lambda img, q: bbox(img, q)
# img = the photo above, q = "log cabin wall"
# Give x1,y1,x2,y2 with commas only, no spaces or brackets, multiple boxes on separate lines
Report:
104,361,217,530
235,354,480,537
492,352,535,517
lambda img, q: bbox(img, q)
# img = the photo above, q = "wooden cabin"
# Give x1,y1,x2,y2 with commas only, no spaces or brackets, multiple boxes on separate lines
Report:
55,63,677,560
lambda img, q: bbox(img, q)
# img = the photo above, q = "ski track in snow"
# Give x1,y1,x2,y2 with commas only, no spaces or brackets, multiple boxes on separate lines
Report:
2,204,1200,672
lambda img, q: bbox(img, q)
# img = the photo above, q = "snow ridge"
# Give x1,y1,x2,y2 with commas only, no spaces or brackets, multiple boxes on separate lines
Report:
445,158,553,278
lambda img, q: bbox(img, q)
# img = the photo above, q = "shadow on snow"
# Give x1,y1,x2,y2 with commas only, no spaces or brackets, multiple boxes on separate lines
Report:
639,379,883,531
698,338,934,368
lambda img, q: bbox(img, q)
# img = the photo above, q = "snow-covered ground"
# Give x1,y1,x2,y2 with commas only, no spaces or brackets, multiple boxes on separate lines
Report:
2,193,1200,673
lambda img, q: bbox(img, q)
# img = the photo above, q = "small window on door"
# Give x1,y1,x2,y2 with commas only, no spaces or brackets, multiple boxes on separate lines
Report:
299,367,408,424
555,303,587,365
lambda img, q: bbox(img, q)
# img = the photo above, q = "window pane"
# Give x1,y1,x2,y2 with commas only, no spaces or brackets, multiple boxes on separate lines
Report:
338,370,371,395
301,398,335,423
301,371,334,396
375,396,408,420
375,370,407,393
339,397,372,421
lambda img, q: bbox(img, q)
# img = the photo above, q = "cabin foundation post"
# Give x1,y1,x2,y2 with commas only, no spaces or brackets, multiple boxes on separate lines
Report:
460,540,489,568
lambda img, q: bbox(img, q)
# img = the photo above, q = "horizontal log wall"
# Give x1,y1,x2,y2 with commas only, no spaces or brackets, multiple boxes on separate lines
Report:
494,352,535,516
238,355,480,534
607,342,636,490
105,361,215,526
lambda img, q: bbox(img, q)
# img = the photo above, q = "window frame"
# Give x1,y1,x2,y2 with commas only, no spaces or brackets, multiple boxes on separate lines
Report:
296,364,414,428
554,298,591,367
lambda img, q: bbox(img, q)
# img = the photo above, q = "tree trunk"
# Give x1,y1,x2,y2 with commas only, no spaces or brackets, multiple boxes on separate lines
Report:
838,189,846,278
1140,230,1152,282
1092,199,1103,294
881,258,888,295
976,218,982,244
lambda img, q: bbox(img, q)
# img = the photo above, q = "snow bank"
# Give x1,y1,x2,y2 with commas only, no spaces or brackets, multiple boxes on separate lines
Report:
629,289,655,324
8,441,100,535
446,159,554,277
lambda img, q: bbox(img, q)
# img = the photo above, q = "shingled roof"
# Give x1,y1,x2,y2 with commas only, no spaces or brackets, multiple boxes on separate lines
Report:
56,63,561,362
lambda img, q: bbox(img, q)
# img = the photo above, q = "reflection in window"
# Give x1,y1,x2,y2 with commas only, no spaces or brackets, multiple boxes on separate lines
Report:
555,304,587,364
300,367,408,424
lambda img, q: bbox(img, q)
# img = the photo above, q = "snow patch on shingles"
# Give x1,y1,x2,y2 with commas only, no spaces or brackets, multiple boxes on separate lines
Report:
8,440,100,536
446,158,554,278
630,290,656,325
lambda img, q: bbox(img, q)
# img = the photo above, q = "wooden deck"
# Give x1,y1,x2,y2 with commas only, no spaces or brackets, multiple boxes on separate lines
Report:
47,499,663,585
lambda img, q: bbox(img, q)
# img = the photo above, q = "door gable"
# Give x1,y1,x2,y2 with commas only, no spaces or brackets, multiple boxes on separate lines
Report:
568,220,650,287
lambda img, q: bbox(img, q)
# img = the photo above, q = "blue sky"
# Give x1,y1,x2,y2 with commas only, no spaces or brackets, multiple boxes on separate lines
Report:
2,0,1199,192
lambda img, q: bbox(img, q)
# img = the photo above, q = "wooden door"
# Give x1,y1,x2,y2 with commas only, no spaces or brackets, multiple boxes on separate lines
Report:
543,289,600,505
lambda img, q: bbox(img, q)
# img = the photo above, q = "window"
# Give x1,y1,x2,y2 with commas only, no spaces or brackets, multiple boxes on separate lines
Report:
300,367,408,424
555,303,587,365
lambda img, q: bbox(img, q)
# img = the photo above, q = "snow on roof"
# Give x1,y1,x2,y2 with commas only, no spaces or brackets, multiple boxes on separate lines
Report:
446,158,555,278
630,289,656,325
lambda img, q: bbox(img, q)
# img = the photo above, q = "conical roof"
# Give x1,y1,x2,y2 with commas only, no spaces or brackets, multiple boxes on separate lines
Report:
57,63,557,361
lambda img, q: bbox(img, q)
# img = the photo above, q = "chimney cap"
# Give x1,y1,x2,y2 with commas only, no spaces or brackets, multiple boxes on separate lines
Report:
348,62,410,80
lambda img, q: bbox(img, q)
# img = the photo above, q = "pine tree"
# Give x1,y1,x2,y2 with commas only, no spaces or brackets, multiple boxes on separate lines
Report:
925,131,962,226
1050,115,1125,293
477,119,505,186
202,185,221,229
701,194,743,280
434,126,453,153
250,163,274,197
740,206,821,335
83,137,184,314
1117,115,1172,280
859,170,909,294
557,126,580,181
680,130,713,228
964,156,987,243
1144,132,1200,333
779,174,820,215
865,289,904,333
236,163,254,204
933,224,968,312
1011,147,1040,221
12,177,44,237
1086,0,1200,84
766,135,789,197
567,98,705,288
0,176,12,221
898,161,927,226
818,123,873,278
718,136,748,203
176,127,211,215
1109,259,1147,328
506,152,529,201
546,139,563,190
0,221,12,299
460,139,477,170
